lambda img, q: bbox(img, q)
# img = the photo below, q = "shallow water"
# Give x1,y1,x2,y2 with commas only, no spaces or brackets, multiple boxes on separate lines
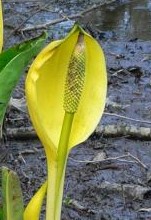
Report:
83,0,151,40
4,0,151,46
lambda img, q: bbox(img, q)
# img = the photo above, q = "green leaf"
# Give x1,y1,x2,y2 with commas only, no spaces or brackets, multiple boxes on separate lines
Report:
2,167,24,220
0,207,3,220
0,32,47,127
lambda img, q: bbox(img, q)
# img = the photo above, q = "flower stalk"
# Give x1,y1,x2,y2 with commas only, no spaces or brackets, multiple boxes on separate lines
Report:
46,113,74,220
46,34,85,219
54,112,74,219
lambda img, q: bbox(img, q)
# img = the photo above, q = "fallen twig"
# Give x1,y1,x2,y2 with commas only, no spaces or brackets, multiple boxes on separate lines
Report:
5,2,52,41
20,0,117,32
6,124,151,140
70,152,147,170
70,199,97,214
21,14,81,32
7,126,36,139
9,97,27,113
99,181,151,200
96,124,151,140
138,208,151,212
106,98,129,110
104,112,151,125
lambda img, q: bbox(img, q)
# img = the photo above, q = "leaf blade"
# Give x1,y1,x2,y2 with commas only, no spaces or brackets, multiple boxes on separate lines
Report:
0,0,3,52
2,167,24,220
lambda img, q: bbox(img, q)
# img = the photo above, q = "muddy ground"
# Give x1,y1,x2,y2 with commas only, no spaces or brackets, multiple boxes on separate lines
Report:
1,0,151,219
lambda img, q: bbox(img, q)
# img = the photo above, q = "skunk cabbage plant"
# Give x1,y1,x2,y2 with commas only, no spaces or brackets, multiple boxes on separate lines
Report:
25,24,107,220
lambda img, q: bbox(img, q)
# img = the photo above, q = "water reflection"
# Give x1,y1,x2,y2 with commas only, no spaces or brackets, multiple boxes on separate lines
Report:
82,0,151,40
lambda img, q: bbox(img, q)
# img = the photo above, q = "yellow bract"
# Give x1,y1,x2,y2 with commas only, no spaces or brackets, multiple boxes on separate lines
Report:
0,0,3,52
24,182,47,220
26,25,107,153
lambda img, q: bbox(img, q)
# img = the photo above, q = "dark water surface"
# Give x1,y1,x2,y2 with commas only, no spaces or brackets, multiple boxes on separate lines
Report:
83,0,151,40
4,0,151,44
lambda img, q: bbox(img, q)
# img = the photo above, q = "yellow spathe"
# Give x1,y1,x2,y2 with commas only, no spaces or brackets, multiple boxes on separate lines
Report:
0,0,3,52
26,25,107,153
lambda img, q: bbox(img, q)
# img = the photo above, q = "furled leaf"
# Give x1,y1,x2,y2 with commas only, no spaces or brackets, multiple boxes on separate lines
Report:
0,32,47,129
2,167,24,220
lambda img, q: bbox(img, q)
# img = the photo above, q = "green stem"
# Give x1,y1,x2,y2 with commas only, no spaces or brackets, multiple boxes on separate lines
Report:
46,112,74,220
55,112,74,219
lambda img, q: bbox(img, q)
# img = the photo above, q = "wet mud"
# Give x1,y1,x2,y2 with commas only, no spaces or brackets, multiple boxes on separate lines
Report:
1,0,151,219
